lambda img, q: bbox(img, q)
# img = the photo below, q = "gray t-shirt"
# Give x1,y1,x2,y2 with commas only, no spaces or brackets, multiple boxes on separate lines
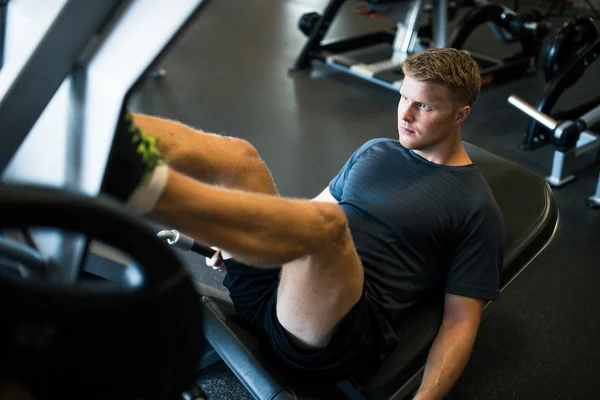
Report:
329,138,505,347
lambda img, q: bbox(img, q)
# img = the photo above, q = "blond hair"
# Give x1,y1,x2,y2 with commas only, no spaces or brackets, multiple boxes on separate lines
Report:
402,48,481,107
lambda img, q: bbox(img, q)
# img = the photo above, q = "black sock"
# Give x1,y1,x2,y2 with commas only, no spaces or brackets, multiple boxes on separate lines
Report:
101,109,163,202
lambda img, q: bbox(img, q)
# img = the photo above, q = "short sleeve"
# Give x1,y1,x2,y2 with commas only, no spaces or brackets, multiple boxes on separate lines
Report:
445,194,506,301
328,138,388,201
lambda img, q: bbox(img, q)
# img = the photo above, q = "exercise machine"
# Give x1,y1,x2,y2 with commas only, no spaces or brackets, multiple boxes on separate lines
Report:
0,0,9,71
510,17,600,206
450,4,549,86
0,184,206,399
0,0,207,278
509,95,600,208
521,16,599,150
535,0,599,19
540,16,597,83
0,1,561,399
291,0,550,91
159,146,560,399
0,0,210,398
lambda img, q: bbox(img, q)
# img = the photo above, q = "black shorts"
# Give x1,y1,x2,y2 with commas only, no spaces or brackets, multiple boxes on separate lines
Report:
221,258,388,382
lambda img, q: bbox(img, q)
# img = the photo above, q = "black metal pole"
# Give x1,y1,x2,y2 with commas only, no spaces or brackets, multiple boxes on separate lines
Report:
291,0,347,71
0,0,9,71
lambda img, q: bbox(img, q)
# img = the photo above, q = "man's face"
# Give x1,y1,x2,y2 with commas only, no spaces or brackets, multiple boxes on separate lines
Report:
397,77,468,151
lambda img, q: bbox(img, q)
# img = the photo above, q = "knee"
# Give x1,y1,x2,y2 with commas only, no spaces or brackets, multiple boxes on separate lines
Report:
227,138,277,194
230,138,261,163
313,203,350,248
230,138,270,173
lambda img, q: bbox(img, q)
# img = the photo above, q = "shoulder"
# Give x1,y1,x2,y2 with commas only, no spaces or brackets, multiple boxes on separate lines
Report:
353,138,406,159
358,137,398,151
463,171,505,235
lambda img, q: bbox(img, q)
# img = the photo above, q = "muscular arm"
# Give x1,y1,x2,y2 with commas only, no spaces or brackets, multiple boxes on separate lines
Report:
413,294,485,400
130,113,278,195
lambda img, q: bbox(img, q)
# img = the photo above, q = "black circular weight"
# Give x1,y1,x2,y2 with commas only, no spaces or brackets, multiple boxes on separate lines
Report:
0,236,53,278
298,12,321,36
0,184,204,400
543,16,598,82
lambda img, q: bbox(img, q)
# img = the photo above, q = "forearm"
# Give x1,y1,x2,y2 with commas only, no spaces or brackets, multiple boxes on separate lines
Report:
153,167,341,266
130,113,278,195
413,321,479,400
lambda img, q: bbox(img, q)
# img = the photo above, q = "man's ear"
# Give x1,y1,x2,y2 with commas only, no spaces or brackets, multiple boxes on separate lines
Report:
456,105,470,123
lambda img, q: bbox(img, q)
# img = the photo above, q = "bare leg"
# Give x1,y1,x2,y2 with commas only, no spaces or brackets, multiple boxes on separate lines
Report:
276,233,364,349
131,113,278,195
133,116,363,348
153,168,364,348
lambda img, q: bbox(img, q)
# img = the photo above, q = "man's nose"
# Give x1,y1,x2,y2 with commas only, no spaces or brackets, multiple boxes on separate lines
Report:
399,103,413,122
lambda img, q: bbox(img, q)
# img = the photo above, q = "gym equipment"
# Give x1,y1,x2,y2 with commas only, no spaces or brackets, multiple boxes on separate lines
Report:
181,382,210,400
158,229,222,262
0,235,54,278
509,95,600,208
163,144,560,399
535,0,599,19
0,0,9,70
0,183,205,399
521,16,600,150
450,5,549,86
291,0,550,91
0,0,209,397
541,16,597,82
150,67,169,78
0,0,207,280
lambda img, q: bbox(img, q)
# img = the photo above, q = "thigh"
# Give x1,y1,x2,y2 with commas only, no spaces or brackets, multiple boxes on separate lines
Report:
276,230,365,349
267,289,385,382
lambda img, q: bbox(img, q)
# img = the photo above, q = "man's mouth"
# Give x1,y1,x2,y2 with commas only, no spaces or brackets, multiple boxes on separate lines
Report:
400,127,416,135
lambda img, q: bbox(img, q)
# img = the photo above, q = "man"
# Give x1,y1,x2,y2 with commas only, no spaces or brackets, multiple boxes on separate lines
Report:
102,48,505,400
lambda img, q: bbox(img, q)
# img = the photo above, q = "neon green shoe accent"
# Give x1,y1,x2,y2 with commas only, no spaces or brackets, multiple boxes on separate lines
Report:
125,112,164,184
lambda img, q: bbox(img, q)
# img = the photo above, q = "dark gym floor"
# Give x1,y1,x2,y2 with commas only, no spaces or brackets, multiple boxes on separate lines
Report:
130,0,600,398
